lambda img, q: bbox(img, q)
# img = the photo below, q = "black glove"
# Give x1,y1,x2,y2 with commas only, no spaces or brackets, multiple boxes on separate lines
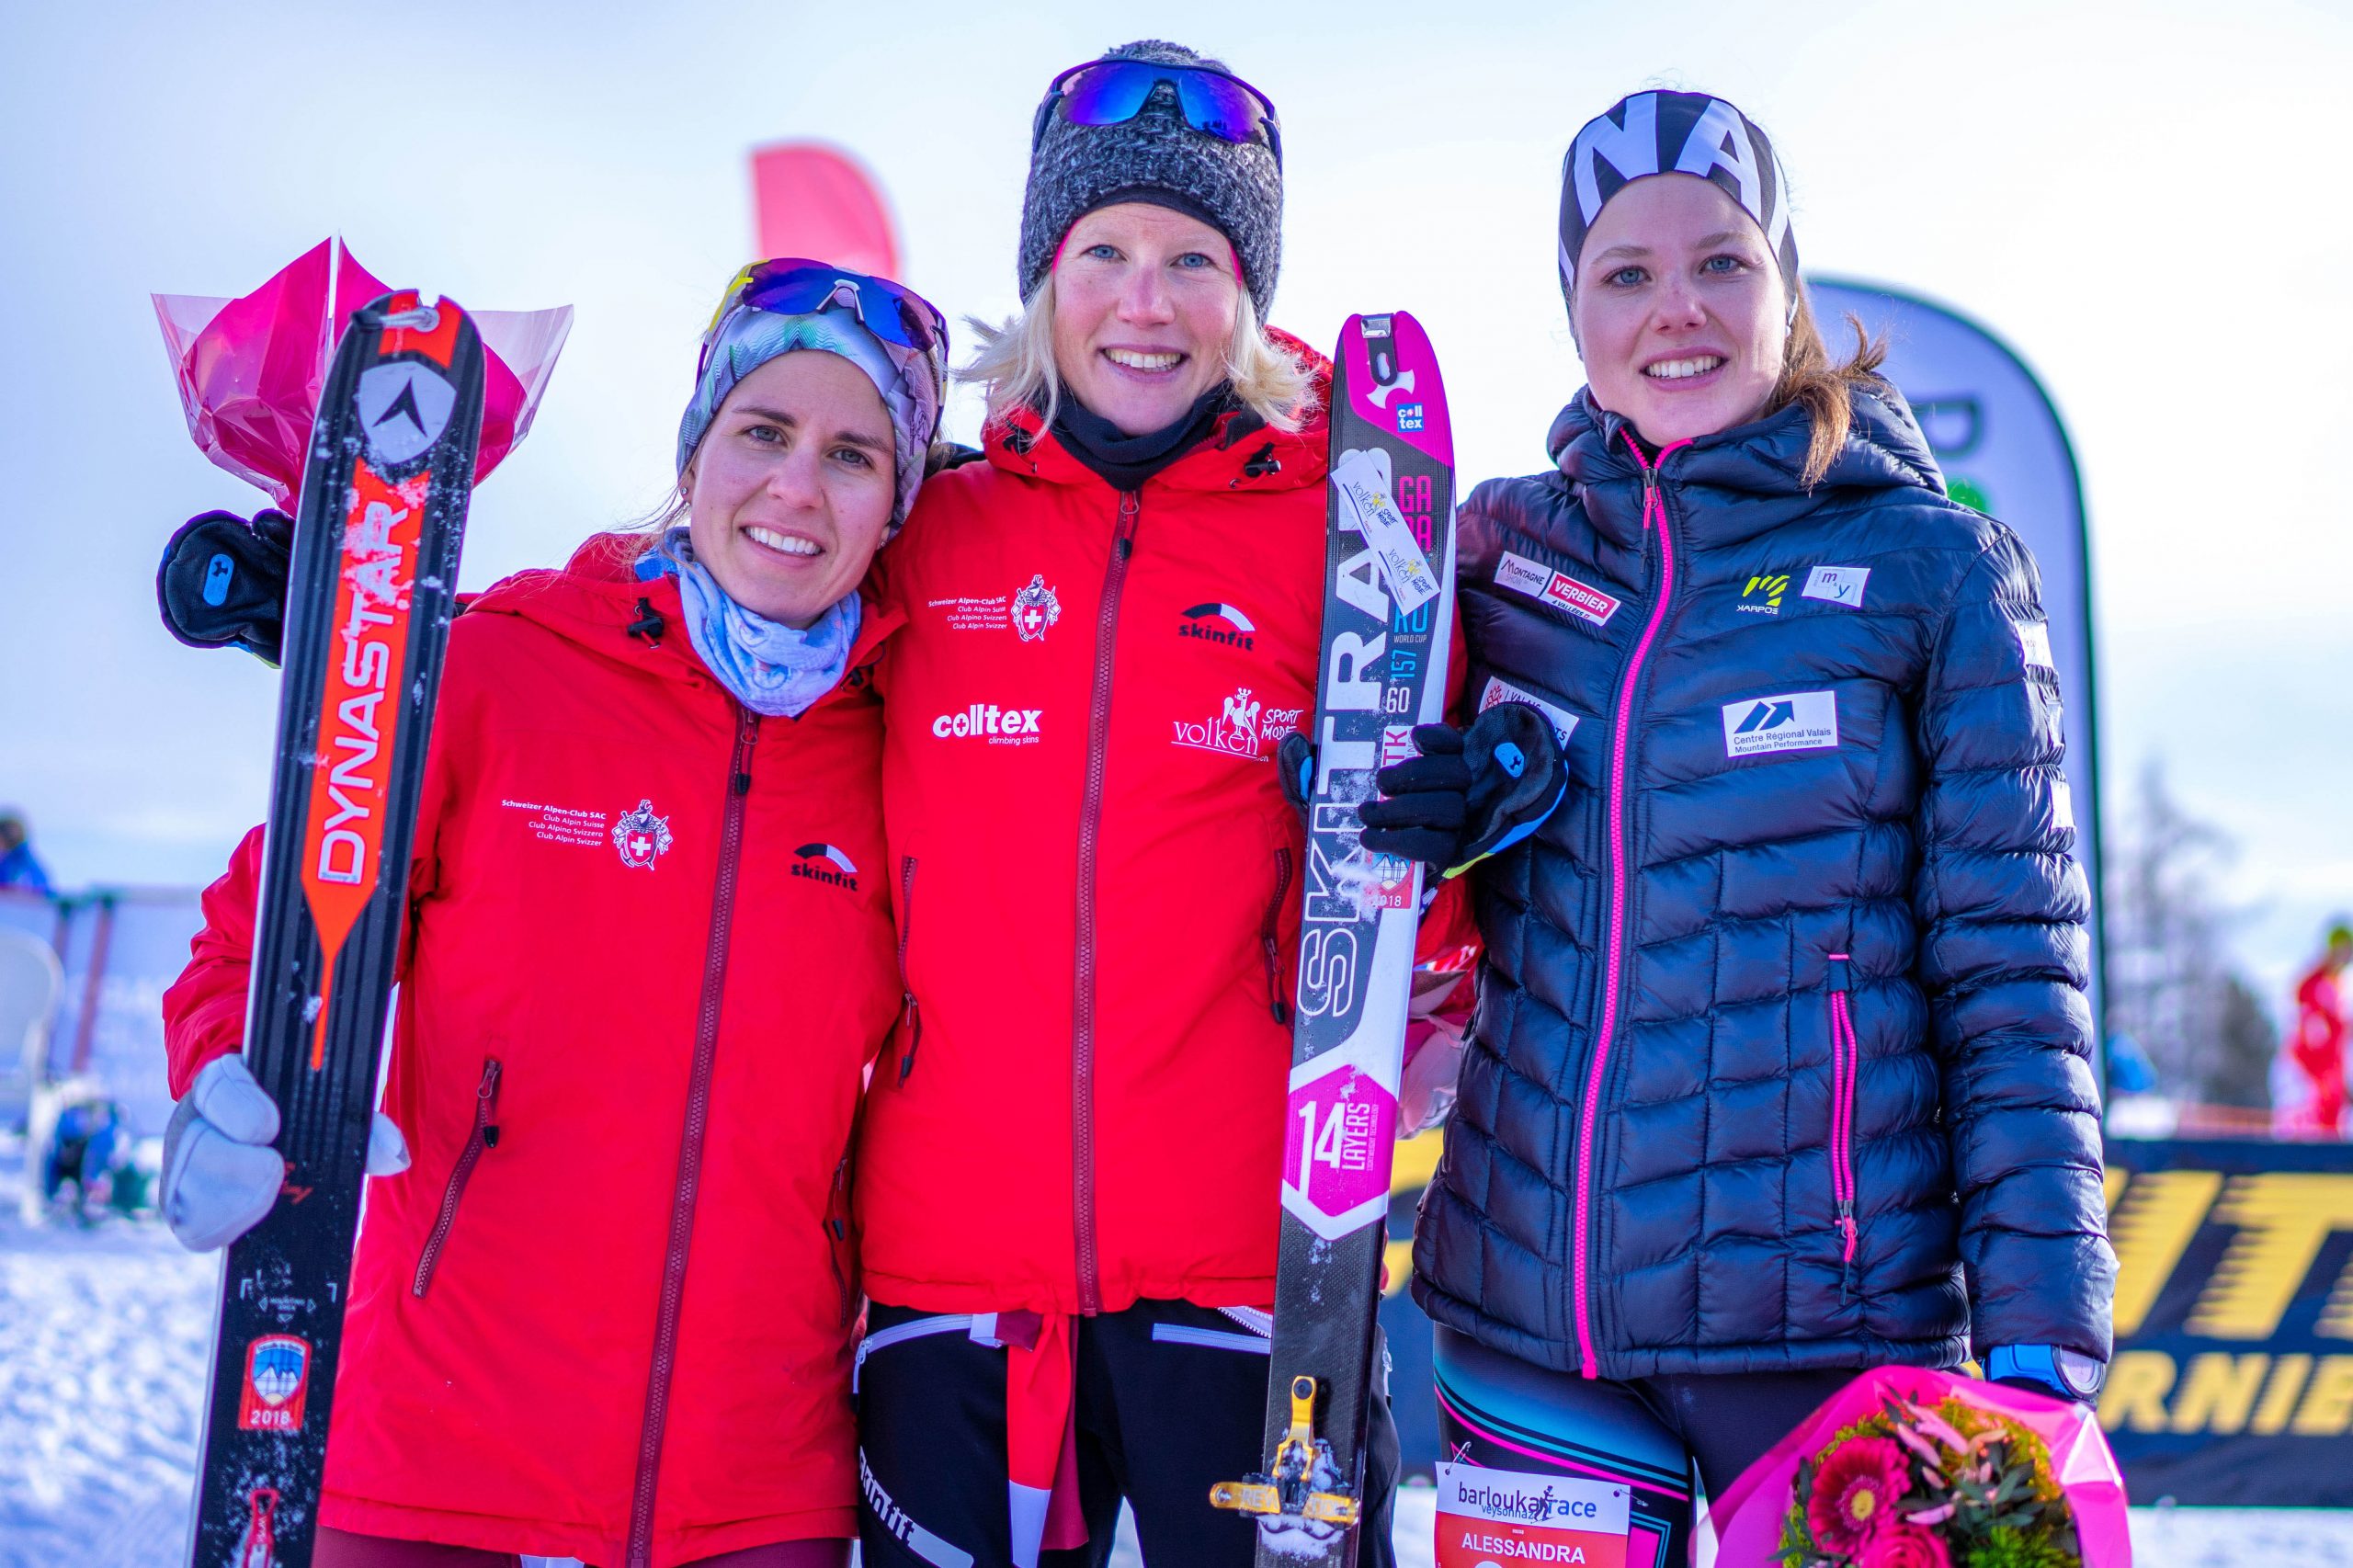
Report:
157,509,295,665
1358,702,1566,879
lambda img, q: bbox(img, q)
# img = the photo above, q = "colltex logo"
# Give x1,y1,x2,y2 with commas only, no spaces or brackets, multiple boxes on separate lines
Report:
612,800,675,869
1179,602,1256,651
932,702,1043,744
1738,574,1790,615
1722,690,1840,757
791,843,858,891
1495,551,1620,628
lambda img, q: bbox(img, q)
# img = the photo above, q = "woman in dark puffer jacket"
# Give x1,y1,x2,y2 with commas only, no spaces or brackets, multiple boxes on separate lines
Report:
1377,90,2116,1553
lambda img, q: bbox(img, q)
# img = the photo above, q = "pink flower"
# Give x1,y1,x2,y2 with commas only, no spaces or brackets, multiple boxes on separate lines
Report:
1807,1436,1908,1554
1857,1524,1952,1568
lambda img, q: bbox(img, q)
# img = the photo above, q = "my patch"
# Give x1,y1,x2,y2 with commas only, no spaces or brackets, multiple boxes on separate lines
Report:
1802,564,1870,608
1722,690,1840,757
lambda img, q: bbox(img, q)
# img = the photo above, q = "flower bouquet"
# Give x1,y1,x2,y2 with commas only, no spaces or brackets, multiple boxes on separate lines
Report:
1710,1367,2130,1568
153,237,571,506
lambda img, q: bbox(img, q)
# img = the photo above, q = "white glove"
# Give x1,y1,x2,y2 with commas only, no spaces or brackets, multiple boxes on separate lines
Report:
161,1055,411,1252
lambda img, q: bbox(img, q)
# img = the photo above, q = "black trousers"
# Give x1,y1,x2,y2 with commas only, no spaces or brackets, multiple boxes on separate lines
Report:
856,1298,1398,1568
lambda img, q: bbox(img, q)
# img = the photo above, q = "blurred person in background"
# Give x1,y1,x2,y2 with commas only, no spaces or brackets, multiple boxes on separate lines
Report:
0,808,53,892
1379,89,2117,1558
155,261,947,1568
2278,919,2352,1139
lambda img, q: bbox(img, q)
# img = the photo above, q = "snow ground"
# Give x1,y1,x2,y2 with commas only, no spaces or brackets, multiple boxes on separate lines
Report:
3,1154,2346,1568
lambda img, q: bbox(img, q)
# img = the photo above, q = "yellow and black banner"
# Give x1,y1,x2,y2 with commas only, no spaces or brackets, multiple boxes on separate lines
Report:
2099,1136,2353,1503
1378,1134,2353,1503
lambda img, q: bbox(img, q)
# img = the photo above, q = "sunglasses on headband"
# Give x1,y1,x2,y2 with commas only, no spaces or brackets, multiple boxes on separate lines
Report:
703,259,948,364
1031,59,1282,165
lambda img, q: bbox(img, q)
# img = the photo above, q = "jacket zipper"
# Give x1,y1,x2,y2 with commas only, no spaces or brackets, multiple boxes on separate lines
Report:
410,1057,502,1297
1571,434,1689,1377
1826,953,1860,1287
1261,846,1294,1025
1074,489,1141,1315
826,1152,857,1326
894,856,923,1083
625,704,758,1568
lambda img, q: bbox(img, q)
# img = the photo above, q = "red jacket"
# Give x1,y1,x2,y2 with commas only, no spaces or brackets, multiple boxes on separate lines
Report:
858,358,1471,1316
163,536,902,1567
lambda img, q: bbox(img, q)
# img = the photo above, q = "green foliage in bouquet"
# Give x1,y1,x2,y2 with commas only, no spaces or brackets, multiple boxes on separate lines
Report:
1773,1392,2083,1568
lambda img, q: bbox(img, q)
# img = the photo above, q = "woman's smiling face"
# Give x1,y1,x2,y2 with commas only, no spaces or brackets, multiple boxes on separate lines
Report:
1572,174,1789,448
684,350,896,629
1050,201,1240,437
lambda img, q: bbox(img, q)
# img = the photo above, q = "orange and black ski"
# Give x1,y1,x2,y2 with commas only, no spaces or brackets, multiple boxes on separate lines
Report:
186,292,484,1568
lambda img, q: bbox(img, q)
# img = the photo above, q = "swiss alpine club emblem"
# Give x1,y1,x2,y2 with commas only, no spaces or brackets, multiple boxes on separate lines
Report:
612,800,675,869
1010,574,1061,642
236,1335,313,1432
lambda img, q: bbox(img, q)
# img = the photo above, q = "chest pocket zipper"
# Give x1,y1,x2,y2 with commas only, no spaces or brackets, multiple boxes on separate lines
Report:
893,857,923,1084
1826,955,1861,1293
413,1057,503,1298
1261,846,1294,1025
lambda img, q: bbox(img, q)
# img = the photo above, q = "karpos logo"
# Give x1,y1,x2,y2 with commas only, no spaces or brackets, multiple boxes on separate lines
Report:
1737,573,1790,614
1179,602,1256,651
932,702,1043,744
1722,690,1839,757
792,843,858,891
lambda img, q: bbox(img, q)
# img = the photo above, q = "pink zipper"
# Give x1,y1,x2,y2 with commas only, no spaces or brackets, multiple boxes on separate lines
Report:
1073,489,1141,1315
1826,954,1859,1269
625,705,758,1567
1571,434,1690,1376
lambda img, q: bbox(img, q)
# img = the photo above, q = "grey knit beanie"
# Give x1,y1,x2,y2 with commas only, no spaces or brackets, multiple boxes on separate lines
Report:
1017,40,1283,320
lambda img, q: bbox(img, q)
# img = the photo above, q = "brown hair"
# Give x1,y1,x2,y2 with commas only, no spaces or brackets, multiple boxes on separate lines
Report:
1769,287,1890,487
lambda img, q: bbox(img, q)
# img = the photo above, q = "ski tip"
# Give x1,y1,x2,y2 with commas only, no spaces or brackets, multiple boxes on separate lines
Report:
357,290,478,373
1336,311,1451,468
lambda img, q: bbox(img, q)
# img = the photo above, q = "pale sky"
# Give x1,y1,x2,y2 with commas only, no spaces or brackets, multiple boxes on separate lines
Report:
4,0,2348,1008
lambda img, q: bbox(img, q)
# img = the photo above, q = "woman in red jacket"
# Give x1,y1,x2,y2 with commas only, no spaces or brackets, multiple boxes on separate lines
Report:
850,41,1478,1568
159,262,948,1568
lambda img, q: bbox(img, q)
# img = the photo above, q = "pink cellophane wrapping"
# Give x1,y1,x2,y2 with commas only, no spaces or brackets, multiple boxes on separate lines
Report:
1709,1366,2131,1567
153,238,572,508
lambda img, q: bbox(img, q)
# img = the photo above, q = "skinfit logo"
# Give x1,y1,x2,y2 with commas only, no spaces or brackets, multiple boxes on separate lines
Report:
932,703,1043,744
1179,602,1256,650
791,843,858,891
1721,690,1839,757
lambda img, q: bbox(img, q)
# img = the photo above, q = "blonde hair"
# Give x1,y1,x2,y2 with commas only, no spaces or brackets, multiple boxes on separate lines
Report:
961,271,1316,435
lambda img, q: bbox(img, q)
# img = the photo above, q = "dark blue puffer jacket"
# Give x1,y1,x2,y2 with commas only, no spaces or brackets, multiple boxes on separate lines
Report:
1411,383,2115,1380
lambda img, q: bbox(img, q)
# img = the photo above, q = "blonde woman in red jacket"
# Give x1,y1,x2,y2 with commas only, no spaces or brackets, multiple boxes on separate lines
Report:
849,42,1474,1568
159,263,947,1568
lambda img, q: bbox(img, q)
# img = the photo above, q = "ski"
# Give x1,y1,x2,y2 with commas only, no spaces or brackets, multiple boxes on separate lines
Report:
1213,312,1456,1565
186,291,485,1568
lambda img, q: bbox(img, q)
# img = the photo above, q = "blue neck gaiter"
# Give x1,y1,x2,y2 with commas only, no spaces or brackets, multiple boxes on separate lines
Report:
641,528,858,718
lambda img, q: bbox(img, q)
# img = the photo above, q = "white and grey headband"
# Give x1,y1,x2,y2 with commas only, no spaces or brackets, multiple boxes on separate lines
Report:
1557,91,1801,317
